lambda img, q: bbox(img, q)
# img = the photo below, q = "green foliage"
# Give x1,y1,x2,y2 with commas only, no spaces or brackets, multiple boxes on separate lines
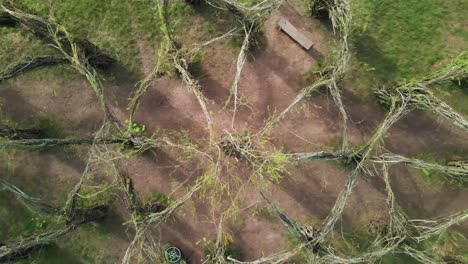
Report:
0,117,62,139
20,244,82,264
142,190,172,207
131,1,161,42
35,118,62,138
327,136,344,152
304,60,324,83
125,119,146,134
285,226,300,244
284,227,310,263
419,231,467,252
197,233,243,260
74,184,114,208
23,217,49,235
399,231,468,262
227,36,242,48
202,23,216,35
253,151,289,183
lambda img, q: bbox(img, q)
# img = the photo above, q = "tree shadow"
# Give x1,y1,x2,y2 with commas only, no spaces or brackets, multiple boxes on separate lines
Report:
27,244,83,264
458,79,468,95
313,16,334,33
351,31,400,84
190,1,239,42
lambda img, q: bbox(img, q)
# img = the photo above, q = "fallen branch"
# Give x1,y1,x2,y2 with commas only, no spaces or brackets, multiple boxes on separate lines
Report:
0,227,72,262
352,92,411,166
0,203,108,262
410,209,468,243
377,54,468,131
226,24,251,127
375,153,468,182
1,5,113,68
260,190,324,254
401,245,444,264
287,151,348,162
227,245,304,264
0,56,68,82
0,125,44,139
0,137,125,150
0,179,57,215
263,77,330,132
157,0,214,137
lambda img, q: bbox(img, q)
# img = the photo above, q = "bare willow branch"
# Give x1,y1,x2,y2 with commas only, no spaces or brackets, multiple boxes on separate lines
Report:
157,0,214,137
226,24,251,127
287,151,348,162
410,209,468,242
1,5,112,68
0,178,57,215
0,203,107,262
227,245,304,264
315,170,358,243
0,56,68,82
401,245,444,264
375,153,468,182
0,137,125,150
0,226,72,262
377,53,468,131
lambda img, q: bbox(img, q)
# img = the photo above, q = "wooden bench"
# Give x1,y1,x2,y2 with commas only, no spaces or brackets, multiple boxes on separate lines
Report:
278,18,314,50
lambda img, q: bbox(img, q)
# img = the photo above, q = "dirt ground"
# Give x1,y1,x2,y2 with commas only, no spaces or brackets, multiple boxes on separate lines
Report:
0,2,467,263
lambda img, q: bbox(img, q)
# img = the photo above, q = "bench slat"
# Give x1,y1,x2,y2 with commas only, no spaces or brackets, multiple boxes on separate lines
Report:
278,18,314,50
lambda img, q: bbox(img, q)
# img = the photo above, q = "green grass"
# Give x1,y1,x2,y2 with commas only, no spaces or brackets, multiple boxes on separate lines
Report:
15,222,122,264
11,0,163,75
351,0,468,119
0,28,59,69
331,230,373,255
380,253,420,264
413,147,467,187
0,170,122,263
352,0,467,83
353,0,449,81
142,189,172,207
283,227,310,263
0,192,51,241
